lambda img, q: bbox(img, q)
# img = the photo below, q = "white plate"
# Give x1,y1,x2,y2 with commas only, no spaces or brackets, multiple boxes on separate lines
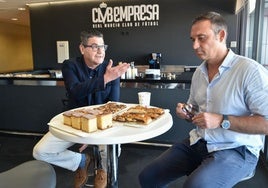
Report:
119,109,170,128
48,102,169,137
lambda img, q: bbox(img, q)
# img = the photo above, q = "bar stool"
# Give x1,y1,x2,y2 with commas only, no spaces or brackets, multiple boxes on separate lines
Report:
85,145,100,187
85,145,111,187
0,160,56,188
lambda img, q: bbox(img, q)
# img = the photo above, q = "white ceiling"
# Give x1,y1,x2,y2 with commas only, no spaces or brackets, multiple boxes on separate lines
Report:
0,0,240,26
0,0,85,26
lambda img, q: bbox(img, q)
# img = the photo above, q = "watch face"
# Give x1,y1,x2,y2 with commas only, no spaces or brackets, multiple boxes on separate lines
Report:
222,120,230,129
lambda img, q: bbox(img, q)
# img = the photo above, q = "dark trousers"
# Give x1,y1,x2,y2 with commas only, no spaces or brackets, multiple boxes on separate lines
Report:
139,138,258,188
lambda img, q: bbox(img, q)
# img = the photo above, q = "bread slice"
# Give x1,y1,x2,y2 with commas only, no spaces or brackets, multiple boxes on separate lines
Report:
82,108,102,115
97,113,113,130
81,114,98,133
71,112,84,130
62,111,73,126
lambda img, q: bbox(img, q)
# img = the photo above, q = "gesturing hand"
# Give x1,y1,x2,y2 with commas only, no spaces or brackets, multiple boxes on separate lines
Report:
104,59,130,84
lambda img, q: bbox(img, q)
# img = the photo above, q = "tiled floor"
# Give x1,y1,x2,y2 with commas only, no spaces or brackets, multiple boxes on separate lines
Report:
1,134,268,188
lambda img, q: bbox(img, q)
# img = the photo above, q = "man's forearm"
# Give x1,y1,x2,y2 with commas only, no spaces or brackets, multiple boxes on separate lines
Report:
228,115,268,134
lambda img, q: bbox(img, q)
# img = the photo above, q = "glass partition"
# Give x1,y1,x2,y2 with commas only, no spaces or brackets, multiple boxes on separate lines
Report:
238,0,268,162
244,0,256,58
242,0,268,69
260,0,268,68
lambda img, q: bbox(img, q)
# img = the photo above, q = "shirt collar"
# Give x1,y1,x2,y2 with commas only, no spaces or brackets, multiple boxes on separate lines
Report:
220,49,235,68
199,49,235,74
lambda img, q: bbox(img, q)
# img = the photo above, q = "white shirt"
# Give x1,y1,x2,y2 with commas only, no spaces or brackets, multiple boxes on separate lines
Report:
188,49,268,157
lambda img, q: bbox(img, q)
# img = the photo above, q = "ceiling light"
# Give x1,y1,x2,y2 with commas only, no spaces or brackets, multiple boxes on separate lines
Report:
26,2,49,7
18,7,26,11
28,0,92,7
49,0,91,5
11,18,18,21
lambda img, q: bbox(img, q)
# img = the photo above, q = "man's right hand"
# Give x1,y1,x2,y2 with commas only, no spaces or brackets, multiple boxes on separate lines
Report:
104,59,130,84
176,103,190,120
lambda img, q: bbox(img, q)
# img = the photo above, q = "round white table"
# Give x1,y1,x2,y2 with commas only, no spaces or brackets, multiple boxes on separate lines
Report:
49,107,173,188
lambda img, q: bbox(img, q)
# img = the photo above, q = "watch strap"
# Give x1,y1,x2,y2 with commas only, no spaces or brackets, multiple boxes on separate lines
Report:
223,115,228,120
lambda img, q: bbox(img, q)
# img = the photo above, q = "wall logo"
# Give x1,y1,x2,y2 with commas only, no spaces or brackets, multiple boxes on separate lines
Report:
91,2,160,28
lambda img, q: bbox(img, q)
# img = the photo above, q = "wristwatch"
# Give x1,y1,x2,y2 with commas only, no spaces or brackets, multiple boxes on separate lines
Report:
221,115,230,129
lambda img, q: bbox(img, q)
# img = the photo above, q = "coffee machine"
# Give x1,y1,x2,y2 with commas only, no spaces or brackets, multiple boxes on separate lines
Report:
146,53,161,79
149,52,161,69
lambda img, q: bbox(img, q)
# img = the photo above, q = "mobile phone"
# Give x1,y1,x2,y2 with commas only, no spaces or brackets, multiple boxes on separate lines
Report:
182,103,198,121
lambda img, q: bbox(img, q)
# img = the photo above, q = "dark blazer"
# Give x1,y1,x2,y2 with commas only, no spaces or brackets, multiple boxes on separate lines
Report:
62,56,120,109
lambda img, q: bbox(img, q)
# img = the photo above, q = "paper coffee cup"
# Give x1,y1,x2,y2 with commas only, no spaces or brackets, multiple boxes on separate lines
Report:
138,92,151,107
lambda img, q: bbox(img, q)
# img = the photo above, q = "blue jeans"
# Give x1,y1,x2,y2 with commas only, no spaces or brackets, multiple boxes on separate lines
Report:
139,138,258,188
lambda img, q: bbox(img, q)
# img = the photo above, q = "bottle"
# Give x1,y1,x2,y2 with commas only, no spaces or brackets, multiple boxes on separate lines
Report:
119,62,126,79
130,62,137,79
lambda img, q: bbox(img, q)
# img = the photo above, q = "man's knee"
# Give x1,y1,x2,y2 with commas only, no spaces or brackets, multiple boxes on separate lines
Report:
32,144,45,161
139,168,147,183
139,168,151,188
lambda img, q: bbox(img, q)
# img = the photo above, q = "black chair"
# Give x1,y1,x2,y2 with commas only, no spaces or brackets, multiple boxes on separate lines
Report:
0,160,56,188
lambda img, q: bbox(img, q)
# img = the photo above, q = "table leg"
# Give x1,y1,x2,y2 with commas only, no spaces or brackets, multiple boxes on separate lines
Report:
107,144,118,188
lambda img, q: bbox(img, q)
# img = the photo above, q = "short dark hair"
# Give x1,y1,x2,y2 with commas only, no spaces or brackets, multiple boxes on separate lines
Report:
80,30,104,45
192,11,228,35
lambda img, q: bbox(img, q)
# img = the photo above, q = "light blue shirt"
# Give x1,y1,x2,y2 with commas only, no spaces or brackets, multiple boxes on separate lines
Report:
188,49,268,157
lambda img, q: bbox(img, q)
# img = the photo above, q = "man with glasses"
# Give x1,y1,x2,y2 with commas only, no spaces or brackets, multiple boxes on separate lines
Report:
139,12,268,188
33,30,129,188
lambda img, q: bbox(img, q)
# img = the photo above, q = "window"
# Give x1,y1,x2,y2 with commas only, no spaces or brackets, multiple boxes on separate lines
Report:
244,0,256,59
239,0,268,69
260,0,268,68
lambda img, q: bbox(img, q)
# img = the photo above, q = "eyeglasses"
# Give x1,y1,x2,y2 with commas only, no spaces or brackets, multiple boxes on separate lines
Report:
83,44,108,51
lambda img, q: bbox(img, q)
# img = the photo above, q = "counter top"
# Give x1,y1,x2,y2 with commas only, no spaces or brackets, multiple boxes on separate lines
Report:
121,72,193,83
0,72,193,86
0,76,63,81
